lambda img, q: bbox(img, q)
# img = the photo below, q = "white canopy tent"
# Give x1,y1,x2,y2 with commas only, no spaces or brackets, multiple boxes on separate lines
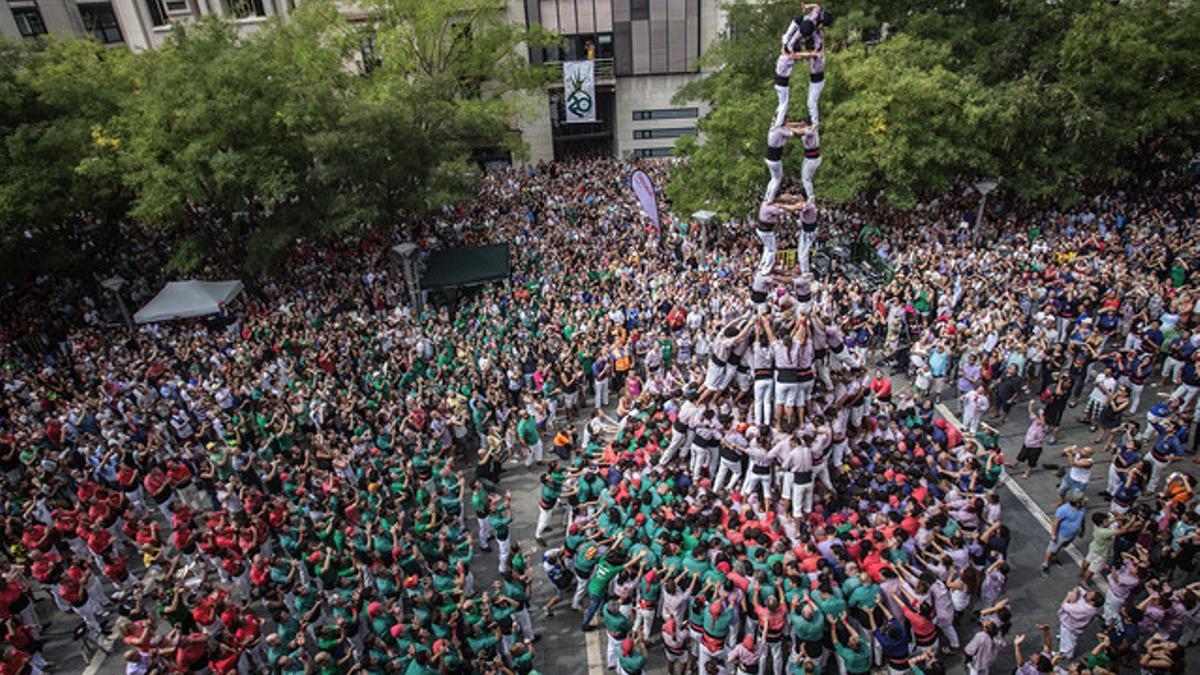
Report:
134,280,244,324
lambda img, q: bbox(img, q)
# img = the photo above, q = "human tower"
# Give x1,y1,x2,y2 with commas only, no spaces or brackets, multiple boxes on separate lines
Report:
754,3,833,308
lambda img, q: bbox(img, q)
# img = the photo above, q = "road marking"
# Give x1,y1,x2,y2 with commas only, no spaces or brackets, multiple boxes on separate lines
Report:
935,404,1108,594
81,638,111,675
585,625,605,674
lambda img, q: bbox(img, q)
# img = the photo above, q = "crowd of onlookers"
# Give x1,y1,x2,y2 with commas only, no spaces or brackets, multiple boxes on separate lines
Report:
0,156,1198,675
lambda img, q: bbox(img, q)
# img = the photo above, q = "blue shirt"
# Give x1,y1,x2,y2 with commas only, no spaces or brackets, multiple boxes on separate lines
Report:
1153,433,1185,462
1055,503,1085,540
929,349,949,377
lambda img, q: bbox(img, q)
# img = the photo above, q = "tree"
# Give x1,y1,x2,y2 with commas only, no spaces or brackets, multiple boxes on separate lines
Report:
105,17,323,272
668,0,1200,215
304,0,555,235
0,38,135,278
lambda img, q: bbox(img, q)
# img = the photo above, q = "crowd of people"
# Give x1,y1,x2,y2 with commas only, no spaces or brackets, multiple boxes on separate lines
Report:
2,8,1200,675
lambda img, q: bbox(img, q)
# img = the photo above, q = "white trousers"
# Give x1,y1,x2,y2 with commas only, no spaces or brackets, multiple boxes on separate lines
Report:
798,228,817,274
515,607,535,641
757,227,778,277
660,428,687,466
807,78,825,124
714,457,743,493
1144,452,1169,493
753,378,774,425
742,468,772,502
535,504,554,539
774,84,790,128
766,159,784,203
594,378,610,409
497,535,511,573
792,479,814,517
1172,382,1199,411
632,606,656,643
802,155,822,202
476,516,492,548
524,439,544,467
761,639,784,675
1058,625,1079,658
607,633,622,669
814,462,833,491
689,443,710,481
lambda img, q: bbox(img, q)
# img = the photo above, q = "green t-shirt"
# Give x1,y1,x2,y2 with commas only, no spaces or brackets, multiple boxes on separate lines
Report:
834,640,871,673
1087,524,1114,559
602,603,632,638
588,558,622,597
618,653,647,674
518,417,540,445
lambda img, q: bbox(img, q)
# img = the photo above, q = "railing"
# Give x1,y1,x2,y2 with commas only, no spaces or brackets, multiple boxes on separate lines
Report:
543,58,615,82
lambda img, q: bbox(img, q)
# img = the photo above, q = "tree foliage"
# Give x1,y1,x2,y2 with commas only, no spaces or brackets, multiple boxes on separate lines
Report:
0,39,134,275
668,0,1200,216
0,0,552,278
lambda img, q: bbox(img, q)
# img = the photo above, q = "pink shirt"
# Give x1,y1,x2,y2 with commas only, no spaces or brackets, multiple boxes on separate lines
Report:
1058,594,1098,633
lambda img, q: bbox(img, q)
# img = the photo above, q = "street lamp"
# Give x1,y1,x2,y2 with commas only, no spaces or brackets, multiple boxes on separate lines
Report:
692,210,716,254
390,242,422,313
973,178,999,245
100,276,132,327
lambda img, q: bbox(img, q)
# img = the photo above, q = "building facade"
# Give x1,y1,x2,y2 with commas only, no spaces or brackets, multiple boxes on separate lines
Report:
3,0,721,162
1,0,292,51
509,0,722,162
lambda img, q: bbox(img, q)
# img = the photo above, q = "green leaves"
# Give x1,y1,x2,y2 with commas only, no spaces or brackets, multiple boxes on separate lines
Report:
0,0,551,278
669,0,1200,215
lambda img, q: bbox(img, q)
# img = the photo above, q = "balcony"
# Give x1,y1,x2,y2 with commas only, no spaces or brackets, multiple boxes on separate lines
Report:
543,58,615,85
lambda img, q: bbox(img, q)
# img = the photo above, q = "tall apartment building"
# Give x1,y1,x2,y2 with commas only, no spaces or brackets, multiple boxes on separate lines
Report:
2,0,722,162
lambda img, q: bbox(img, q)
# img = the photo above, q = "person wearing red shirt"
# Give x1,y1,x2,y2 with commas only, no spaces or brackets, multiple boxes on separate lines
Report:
870,369,893,404
0,576,37,631
752,586,787,675
19,524,53,554
56,567,102,635
27,550,62,586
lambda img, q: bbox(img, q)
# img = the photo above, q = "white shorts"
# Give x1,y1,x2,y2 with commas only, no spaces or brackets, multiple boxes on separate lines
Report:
703,360,727,390
1084,552,1108,574
664,648,689,664
774,381,800,407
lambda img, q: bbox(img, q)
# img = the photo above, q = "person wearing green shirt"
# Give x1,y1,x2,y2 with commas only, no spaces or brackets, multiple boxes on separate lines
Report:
582,546,644,630
617,637,648,675
831,620,872,674
471,483,493,553
600,601,633,669
1083,512,1115,587
534,464,564,546
572,539,602,611
489,494,513,573
517,412,543,468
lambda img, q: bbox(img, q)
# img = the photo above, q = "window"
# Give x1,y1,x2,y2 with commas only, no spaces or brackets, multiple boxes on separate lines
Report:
543,32,614,63
631,107,699,121
225,0,265,18
11,6,47,37
360,33,380,75
146,0,188,25
632,147,673,158
630,0,649,21
633,127,695,139
79,3,123,43
145,0,165,26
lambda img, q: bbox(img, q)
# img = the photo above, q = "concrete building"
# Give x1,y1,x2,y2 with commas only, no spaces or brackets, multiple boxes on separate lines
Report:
3,0,721,162
510,0,723,162
1,0,292,50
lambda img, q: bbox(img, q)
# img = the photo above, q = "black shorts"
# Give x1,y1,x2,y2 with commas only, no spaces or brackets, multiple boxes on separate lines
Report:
1017,444,1042,468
